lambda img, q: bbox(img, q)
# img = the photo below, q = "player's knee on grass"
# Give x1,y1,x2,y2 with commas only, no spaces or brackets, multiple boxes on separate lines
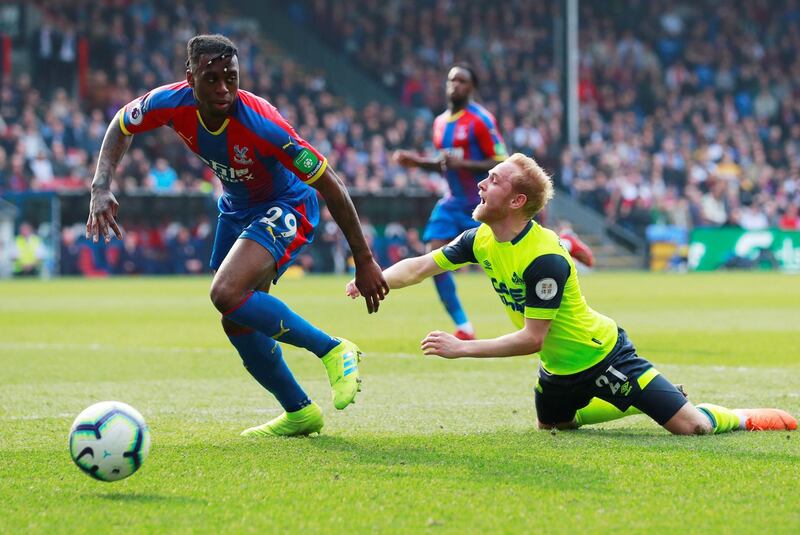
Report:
536,419,579,430
662,403,713,435
632,373,693,429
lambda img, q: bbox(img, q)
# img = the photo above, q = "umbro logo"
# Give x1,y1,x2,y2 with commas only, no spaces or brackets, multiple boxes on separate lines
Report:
482,260,492,270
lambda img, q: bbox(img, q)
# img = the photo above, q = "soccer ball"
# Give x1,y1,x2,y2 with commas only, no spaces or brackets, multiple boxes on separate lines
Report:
69,401,151,482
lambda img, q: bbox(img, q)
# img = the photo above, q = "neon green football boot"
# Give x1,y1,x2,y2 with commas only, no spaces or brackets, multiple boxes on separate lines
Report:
321,338,363,410
240,402,324,437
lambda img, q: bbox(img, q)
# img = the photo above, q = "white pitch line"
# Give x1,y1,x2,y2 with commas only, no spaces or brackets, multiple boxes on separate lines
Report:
0,341,231,355
3,341,799,372
0,341,426,360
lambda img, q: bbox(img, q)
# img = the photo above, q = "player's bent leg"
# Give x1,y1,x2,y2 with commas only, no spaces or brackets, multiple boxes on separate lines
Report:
631,372,709,434
223,316,313,414
241,402,324,438
212,238,339,357
665,403,796,434
637,371,796,434
662,402,713,435
214,237,360,410
635,374,755,435
534,380,583,431
210,238,276,314
575,398,641,426
575,385,687,427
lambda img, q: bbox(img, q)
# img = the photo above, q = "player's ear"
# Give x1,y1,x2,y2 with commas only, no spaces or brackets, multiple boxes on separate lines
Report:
511,193,527,210
186,69,194,88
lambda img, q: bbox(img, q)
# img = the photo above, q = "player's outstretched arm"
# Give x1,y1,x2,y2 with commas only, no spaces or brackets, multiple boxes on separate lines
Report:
313,167,389,313
392,150,445,172
346,253,445,299
422,317,551,359
86,111,133,243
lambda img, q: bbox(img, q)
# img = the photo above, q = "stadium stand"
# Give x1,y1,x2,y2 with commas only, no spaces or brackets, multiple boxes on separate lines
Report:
3,0,800,276
294,0,800,236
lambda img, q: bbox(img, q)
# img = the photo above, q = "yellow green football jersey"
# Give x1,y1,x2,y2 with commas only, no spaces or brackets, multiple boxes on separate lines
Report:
432,221,618,374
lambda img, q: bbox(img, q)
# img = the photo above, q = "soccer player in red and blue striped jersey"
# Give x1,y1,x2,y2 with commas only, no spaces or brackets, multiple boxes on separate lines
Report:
86,34,388,437
394,64,507,341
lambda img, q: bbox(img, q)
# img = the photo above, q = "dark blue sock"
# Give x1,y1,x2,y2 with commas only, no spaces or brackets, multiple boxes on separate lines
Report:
225,291,338,357
227,330,311,413
433,272,468,326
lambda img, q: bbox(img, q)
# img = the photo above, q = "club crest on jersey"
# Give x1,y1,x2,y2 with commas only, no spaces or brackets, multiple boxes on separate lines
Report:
233,145,253,165
535,278,558,300
455,126,468,140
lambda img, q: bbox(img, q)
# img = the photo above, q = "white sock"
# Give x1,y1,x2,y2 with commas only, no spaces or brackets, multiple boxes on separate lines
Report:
457,322,474,334
738,413,748,430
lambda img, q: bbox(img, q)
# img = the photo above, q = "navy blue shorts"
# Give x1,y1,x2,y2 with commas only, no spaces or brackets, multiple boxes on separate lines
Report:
210,193,319,280
535,328,688,426
422,197,479,242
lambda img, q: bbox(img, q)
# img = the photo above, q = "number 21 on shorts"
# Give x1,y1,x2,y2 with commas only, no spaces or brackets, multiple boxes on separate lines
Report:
595,365,630,396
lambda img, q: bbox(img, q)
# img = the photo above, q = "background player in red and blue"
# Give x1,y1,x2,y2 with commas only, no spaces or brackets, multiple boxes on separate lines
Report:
394,64,507,340
86,34,389,437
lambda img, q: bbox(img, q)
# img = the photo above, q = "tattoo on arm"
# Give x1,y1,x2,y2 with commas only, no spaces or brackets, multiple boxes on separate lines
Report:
91,114,133,190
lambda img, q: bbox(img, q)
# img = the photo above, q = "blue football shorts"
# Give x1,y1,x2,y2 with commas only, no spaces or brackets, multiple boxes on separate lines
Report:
422,197,480,243
210,193,320,280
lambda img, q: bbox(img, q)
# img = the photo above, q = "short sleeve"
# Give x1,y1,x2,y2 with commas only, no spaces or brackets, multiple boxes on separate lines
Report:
522,254,570,320
118,86,184,136
432,228,479,270
473,114,508,161
250,103,328,185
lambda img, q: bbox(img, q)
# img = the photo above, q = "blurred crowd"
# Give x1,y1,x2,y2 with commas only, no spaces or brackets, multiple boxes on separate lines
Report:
9,209,425,277
296,0,800,234
3,0,439,275
0,0,452,199
4,0,800,276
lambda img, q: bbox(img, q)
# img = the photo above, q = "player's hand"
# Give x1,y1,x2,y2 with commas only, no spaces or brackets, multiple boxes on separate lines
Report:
86,187,122,243
442,153,462,170
353,257,390,313
345,279,360,298
421,330,464,359
392,150,418,168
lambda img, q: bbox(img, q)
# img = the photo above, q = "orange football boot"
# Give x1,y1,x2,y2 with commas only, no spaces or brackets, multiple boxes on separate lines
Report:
735,408,797,431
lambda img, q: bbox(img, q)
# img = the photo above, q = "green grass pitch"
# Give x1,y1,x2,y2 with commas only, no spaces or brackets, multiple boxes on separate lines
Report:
1,272,798,533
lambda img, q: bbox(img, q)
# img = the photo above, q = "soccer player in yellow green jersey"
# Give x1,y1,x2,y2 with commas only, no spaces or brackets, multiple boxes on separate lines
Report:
347,153,797,434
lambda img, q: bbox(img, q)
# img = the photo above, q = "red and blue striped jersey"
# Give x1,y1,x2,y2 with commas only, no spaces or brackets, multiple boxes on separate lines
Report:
119,81,327,211
432,102,507,206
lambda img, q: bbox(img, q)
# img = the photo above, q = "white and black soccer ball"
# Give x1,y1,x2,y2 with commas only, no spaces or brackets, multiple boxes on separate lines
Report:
69,401,151,482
